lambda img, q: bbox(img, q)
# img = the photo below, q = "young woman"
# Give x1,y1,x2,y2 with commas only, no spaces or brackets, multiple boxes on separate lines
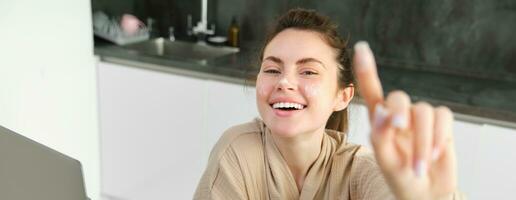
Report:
194,8,464,200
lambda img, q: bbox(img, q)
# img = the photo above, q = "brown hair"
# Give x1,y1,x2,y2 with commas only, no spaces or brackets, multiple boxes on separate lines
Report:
258,8,355,133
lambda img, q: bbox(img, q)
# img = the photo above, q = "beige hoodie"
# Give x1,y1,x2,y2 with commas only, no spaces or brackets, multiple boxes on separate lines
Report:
194,118,465,200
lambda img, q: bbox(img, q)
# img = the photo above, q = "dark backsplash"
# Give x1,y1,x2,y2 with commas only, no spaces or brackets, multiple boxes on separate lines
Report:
92,0,516,82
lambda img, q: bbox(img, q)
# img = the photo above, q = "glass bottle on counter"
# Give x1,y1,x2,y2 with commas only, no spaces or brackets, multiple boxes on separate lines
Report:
228,16,240,47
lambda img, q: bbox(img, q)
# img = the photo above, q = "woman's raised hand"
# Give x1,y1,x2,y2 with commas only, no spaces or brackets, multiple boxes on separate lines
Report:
353,42,457,200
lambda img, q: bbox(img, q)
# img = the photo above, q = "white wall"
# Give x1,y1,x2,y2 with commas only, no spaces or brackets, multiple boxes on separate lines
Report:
0,0,99,199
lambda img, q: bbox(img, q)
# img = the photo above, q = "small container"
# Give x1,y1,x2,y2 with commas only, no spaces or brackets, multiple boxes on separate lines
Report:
147,18,159,38
169,26,175,41
186,14,193,36
227,16,240,47
208,36,227,46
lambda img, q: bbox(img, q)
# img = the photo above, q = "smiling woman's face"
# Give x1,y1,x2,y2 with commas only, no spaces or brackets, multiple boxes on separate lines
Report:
256,28,349,138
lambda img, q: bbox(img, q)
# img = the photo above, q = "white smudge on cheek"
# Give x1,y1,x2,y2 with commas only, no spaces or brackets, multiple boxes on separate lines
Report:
304,84,320,98
256,83,268,97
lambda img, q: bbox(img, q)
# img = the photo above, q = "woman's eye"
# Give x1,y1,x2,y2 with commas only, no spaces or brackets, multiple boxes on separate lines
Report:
301,71,318,75
264,69,280,74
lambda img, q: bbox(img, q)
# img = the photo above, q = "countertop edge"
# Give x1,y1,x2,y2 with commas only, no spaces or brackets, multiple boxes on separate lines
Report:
98,55,516,130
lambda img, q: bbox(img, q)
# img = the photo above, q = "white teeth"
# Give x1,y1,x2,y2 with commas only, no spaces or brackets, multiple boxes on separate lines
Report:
272,102,305,110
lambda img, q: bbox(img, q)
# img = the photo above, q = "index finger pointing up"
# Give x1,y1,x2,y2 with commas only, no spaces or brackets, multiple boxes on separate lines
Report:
353,41,385,119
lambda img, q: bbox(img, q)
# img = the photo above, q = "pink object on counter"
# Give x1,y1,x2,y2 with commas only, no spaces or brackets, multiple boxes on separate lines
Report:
120,14,144,35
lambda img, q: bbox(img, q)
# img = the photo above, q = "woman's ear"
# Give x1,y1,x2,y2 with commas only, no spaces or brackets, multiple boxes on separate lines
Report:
334,85,354,111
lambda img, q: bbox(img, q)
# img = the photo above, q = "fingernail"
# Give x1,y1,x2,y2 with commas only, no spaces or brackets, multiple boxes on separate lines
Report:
391,113,407,129
354,41,370,53
415,160,427,177
374,103,388,130
431,148,440,161
354,41,373,69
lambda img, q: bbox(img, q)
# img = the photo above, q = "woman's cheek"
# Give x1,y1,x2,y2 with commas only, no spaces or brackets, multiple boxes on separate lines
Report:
256,79,273,98
303,83,320,98
256,84,268,97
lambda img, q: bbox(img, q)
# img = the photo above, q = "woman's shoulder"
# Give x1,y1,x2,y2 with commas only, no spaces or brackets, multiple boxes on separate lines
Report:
352,146,377,166
330,137,378,169
215,118,263,149
195,119,266,198
325,129,372,159
342,145,384,183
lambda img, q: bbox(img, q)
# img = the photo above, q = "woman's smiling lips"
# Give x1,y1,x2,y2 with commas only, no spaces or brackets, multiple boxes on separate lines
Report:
272,107,304,117
268,97,307,117
268,97,307,106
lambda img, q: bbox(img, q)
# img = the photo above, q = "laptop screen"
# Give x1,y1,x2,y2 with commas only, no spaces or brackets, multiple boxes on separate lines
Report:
0,125,88,200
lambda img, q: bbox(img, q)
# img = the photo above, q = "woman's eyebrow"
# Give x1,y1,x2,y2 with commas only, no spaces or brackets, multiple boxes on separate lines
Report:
263,56,283,64
297,58,326,69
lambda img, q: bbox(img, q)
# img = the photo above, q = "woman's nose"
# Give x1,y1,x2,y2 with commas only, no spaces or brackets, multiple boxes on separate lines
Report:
276,76,296,91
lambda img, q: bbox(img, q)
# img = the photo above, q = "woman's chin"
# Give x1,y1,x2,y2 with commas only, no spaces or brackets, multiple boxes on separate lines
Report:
260,113,318,138
267,123,303,138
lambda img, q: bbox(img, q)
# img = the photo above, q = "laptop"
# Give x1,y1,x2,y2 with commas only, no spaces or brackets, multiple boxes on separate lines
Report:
0,125,89,200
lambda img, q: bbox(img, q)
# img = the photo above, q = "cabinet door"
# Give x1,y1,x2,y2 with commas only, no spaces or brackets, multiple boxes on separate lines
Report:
98,62,205,200
454,121,516,199
201,79,259,156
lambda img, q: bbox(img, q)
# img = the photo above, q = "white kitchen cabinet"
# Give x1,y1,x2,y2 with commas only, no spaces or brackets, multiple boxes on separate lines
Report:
97,61,258,200
201,79,258,153
98,61,516,200
454,122,516,199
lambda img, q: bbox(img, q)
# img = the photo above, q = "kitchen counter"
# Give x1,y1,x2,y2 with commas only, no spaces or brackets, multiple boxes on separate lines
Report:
94,42,516,129
94,40,260,85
